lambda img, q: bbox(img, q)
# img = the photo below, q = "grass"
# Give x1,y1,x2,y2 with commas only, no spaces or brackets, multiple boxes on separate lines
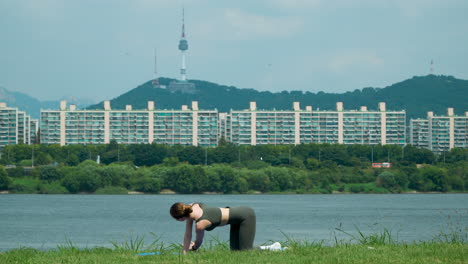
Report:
1,226,467,264
1,242,466,264
333,224,398,246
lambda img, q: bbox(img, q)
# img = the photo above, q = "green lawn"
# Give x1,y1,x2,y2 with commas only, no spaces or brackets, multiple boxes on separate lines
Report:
1,243,467,264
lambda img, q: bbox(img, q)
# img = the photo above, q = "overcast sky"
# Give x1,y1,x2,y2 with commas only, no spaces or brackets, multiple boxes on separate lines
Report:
1,0,467,102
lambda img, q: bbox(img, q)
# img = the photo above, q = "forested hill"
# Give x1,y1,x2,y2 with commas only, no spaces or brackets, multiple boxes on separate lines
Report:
88,75,468,119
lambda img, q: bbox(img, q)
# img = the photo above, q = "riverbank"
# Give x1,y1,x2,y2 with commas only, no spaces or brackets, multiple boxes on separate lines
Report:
1,243,466,264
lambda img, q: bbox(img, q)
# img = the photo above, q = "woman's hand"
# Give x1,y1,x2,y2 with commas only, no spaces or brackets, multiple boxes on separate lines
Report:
189,241,197,250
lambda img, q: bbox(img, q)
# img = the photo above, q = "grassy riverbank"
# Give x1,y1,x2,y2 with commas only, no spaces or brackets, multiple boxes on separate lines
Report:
1,242,467,264
2,224,467,263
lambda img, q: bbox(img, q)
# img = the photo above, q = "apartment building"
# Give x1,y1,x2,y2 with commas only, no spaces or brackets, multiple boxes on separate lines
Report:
0,103,37,147
40,101,219,147
410,119,429,149
30,119,38,144
410,108,468,153
227,101,406,146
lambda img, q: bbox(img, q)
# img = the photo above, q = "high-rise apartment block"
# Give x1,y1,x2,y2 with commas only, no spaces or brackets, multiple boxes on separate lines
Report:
21,100,464,152
227,102,406,146
40,101,219,147
0,103,37,147
410,108,468,153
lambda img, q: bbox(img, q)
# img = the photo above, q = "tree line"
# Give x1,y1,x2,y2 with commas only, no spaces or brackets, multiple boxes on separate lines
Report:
0,140,466,194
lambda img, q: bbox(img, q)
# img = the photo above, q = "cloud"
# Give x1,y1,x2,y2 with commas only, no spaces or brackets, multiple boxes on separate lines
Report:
328,52,384,72
223,9,304,39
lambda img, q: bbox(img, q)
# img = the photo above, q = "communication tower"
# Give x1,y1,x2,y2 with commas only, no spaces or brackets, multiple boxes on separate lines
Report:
168,7,196,93
179,8,189,81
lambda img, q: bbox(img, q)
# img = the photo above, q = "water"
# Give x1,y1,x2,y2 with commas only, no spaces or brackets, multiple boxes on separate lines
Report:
0,194,467,251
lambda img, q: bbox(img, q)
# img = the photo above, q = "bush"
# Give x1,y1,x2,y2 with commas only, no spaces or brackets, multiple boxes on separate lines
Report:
9,178,41,193
38,166,63,182
6,166,25,178
61,166,100,193
95,186,128,194
19,160,33,167
129,177,161,193
99,164,134,187
349,184,366,193
37,182,69,194
0,166,11,190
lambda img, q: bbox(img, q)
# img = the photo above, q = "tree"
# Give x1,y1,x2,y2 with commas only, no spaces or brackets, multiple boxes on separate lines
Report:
376,170,408,192
376,171,397,190
128,144,167,166
0,166,11,190
38,166,63,182
65,154,80,166
61,161,101,193
419,166,449,192
245,170,270,192
164,165,196,193
35,153,53,166
305,158,320,170
99,164,132,187
404,145,435,164
6,166,25,178
129,169,161,193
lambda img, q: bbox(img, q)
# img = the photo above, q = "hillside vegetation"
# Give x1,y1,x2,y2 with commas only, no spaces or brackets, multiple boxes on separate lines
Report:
89,75,468,119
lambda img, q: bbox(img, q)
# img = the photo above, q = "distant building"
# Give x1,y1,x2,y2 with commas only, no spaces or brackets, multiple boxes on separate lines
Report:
0,102,37,147
410,119,429,149
372,162,392,168
30,119,38,144
40,101,219,147
38,100,467,151
227,102,406,146
410,108,468,153
167,81,197,94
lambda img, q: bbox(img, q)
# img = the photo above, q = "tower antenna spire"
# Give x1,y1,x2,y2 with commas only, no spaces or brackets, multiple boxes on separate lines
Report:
182,7,185,38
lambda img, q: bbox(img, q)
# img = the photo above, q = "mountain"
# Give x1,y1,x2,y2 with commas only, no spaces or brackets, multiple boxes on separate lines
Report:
88,75,468,119
0,87,95,119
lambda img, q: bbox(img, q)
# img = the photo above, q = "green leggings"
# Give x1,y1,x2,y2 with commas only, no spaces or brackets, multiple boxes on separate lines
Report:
227,206,256,250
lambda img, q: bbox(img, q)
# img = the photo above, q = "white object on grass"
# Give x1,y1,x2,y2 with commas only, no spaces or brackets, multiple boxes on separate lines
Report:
259,242,288,251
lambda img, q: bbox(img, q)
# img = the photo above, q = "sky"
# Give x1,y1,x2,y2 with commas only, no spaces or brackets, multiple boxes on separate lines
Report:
1,0,467,103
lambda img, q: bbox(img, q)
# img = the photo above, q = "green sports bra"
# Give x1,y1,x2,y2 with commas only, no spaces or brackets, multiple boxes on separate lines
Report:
195,203,221,231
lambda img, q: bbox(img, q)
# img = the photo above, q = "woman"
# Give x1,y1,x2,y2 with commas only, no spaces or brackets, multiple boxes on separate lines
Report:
170,202,256,253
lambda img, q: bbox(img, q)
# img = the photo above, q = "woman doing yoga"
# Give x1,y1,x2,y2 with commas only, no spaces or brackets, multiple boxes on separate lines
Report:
170,202,256,254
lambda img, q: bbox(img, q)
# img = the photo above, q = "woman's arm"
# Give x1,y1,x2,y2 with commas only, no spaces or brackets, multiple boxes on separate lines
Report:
193,228,205,250
182,219,193,254
192,220,211,250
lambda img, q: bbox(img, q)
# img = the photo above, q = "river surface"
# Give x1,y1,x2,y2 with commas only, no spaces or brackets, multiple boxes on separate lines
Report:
0,194,467,251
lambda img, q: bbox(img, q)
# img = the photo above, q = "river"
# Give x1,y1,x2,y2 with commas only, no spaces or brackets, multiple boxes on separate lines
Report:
0,194,466,251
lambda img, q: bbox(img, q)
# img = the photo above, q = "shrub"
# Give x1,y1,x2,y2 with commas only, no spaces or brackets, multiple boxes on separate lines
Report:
6,166,25,178
9,177,41,193
95,186,128,194
38,166,63,182
0,166,11,190
129,173,161,193
37,182,69,194
19,160,33,167
349,184,365,193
